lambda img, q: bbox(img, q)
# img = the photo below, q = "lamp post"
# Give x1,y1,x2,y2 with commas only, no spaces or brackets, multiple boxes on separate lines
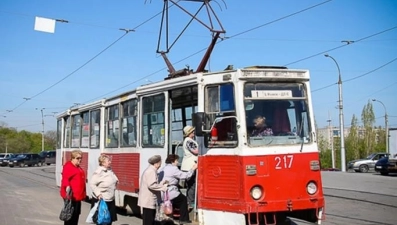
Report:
36,108,45,152
325,54,346,172
327,113,335,168
372,99,388,154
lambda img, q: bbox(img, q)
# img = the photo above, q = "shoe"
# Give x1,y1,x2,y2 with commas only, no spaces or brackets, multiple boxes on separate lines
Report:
179,220,192,224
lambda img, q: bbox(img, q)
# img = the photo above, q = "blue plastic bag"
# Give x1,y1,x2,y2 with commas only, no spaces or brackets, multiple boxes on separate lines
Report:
97,199,111,225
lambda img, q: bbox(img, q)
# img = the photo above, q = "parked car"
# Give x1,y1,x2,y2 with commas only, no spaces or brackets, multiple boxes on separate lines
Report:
347,152,389,173
375,156,397,175
8,153,44,167
0,153,15,166
39,150,56,165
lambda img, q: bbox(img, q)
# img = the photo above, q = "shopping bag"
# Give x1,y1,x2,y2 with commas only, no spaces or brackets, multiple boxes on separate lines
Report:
161,191,173,215
85,201,99,224
59,189,74,221
97,199,111,225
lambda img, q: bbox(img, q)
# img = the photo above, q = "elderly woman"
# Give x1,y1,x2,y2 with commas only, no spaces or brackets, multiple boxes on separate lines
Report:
138,155,168,225
181,125,198,207
90,154,119,225
60,150,86,225
161,154,197,223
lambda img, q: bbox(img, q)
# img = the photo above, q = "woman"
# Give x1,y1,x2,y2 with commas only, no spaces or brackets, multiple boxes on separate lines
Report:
162,154,197,223
90,154,119,225
138,155,168,225
60,150,86,225
181,125,198,207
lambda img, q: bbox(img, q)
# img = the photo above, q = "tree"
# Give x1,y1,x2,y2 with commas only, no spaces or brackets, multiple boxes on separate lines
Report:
45,130,57,150
361,101,376,157
345,114,360,162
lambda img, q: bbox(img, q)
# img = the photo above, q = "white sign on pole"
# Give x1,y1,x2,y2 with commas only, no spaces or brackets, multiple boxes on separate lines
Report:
34,17,56,33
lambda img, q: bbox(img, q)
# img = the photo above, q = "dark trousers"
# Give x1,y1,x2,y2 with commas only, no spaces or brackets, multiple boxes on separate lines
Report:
186,171,196,205
171,194,189,221
142,207,156,225
64,200,81,225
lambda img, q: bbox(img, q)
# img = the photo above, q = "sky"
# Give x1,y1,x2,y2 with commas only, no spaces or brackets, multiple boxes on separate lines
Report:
0,0,396,133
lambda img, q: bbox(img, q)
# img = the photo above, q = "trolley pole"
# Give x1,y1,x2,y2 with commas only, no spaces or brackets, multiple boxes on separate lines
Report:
325,54,346,172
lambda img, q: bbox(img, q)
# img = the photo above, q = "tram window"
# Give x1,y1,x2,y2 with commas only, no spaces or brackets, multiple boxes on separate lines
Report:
121,99,137,147
142,94,165,147
205,84,235,113
57,119,62,149
71,115,81,148
64,116,71,148
106,105,120,148
81,112,89,148
90,110,100,148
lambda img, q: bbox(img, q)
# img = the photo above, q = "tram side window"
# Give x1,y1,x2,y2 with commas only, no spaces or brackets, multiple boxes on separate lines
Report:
71,115,81,148
121,99,137,147
81,112,89,148
142,94,165,147
57,119,62,149
90,110,100,148
106,105,120,148
64,116,71,148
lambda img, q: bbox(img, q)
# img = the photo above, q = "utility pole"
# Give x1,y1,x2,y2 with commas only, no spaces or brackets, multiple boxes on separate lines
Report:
327,111,335,168
36,108,45,152
372,99,388,154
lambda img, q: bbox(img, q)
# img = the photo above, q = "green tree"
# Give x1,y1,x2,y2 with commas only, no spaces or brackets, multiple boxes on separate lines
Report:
345,114,360,162
361,101,376,157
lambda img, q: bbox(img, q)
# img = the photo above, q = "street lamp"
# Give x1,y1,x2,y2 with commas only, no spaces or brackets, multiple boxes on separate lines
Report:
324,54,346,172
372,99,388,154
36,108,45,152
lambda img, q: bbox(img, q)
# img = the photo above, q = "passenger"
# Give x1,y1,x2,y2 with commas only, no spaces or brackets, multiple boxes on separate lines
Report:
89,154,119,225
181,125,198,207
138,155,168,225
251,116,273,137
60,150,86,225
161,154,197,223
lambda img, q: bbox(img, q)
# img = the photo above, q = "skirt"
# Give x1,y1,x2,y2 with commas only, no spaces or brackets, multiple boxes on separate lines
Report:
91,197,118,222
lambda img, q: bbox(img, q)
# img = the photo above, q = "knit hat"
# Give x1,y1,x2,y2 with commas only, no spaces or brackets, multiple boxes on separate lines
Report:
148,155,161,165
183,125,195,137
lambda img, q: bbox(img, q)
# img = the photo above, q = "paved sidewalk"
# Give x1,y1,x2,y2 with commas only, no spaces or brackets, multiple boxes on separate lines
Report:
0,167,140,225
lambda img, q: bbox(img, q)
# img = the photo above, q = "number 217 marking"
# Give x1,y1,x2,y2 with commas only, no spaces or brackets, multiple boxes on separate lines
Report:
275,155,294,169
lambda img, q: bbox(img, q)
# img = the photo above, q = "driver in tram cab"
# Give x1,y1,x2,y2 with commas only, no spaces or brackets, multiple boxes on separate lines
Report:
251,116,273,137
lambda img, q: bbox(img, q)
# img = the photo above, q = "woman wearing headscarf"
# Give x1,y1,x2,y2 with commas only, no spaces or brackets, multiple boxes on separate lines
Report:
90,154,119,225
161,154,197,223
138,155,168,225
60,149,86,225
181,125,198,208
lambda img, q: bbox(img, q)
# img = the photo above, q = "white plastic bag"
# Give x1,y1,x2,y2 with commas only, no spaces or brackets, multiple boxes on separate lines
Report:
85,201,99,224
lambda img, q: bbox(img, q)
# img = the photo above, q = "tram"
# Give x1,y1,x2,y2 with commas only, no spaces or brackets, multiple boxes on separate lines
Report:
55,65,324,225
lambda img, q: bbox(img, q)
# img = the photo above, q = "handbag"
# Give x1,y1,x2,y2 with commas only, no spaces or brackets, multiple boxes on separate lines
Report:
85,201,99,224
161,190,173,215
97,199,111,225
59,188,74,221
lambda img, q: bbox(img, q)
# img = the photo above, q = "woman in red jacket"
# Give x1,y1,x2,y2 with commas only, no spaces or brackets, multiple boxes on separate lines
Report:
60,149,86,225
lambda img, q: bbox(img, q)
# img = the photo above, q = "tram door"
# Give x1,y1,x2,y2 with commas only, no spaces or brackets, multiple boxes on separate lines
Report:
169,86,198,167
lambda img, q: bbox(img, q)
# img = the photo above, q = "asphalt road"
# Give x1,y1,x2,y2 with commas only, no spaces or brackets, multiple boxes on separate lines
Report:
0,166,396,225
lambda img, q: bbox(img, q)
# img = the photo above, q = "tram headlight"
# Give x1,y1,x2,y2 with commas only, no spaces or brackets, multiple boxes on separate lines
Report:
306,181,318,195
250,186,263,200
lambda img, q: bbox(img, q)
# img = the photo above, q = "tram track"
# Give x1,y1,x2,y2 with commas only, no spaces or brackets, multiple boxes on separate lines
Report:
0,166,58,190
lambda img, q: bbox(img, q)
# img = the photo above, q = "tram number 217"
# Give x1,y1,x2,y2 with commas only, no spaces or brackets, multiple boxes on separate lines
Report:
275,155,294,169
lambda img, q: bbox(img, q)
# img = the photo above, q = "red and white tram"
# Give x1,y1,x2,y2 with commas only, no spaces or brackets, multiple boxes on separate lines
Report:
56,66,324,225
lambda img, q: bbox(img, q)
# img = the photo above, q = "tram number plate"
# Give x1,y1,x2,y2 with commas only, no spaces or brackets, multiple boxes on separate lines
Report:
275,155,294,169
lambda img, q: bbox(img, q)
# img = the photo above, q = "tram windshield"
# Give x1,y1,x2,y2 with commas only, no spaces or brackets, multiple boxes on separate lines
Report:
244,82,312,147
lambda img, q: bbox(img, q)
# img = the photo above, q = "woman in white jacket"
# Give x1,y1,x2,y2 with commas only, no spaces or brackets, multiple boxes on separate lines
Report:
89,154,119,225
161,154,197,223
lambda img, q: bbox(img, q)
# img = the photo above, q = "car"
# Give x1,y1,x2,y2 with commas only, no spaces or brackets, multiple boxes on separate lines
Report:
40,150,56,165
375,156,397,175
0,153,15,166
347,152,389,173
8,153,44,168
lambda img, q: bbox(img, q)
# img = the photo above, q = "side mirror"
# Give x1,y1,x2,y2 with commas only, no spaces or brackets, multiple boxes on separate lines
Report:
192,112,205,136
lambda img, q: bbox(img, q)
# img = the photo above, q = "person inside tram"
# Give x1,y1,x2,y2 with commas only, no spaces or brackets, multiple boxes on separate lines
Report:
251,115,273,137
180,125,198,208
159,154,197,223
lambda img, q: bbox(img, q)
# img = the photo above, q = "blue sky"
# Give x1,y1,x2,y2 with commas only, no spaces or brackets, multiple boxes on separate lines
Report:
0,0,396,133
